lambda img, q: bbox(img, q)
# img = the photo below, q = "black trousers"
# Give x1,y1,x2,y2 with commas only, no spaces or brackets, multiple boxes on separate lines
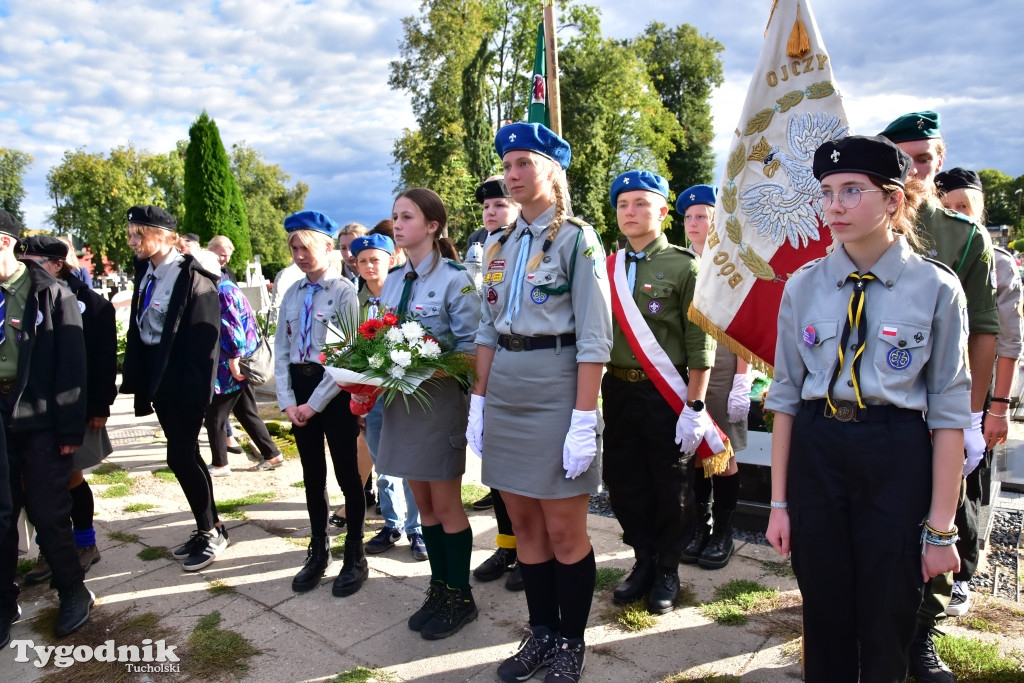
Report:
0,429,84,605
205,384,280,467
0,425,9,547
954,468,982,581
289,365,362,540
789,402,931,683
601,375,691,564
154,400,219,532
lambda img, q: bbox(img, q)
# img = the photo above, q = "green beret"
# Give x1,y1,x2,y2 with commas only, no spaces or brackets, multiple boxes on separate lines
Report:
878,111,941,143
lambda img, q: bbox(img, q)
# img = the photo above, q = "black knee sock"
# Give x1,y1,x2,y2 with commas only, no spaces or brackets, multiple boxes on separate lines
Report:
694,470,713,507
69,481,94,531
712,473,739,513
555,548,596,639
518,559,560,631
443,527,473,591
420,524,447,584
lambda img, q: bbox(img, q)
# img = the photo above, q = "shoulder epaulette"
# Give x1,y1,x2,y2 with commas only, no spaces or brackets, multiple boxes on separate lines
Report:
792,257,823,277
923,256,958,279
387,264,403,275
677,246,698,260
444,258,467,271
565,216,591,229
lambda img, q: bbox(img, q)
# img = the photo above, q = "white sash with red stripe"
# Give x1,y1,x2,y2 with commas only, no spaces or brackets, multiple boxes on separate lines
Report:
607,250,731,470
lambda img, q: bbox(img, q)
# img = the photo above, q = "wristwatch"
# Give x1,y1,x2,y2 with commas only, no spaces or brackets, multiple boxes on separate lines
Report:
686,399,705,413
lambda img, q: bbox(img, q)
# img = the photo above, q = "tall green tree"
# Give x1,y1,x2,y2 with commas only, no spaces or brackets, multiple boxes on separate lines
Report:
230,142,308,279
183,111,251,272
148,140,188,221
0,148,34,225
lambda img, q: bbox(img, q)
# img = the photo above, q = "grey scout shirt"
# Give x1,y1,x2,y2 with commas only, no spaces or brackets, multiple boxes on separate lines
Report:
765,237,971,430
138,250,184,346
274,266,359,413
475,205,613,364
993,247,1023,361
378,250,481,354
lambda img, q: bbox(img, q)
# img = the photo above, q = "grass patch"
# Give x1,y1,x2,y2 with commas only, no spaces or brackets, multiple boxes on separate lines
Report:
594,567,627,592
16,558,35,576
187,611,260,680
330,531,375,559
663,669,741,683
108,530,140,544
615,600,657,631
961,617,1001,633
91,462,123,475
935,633,1024,682
216,492,275,519
137,545,173,561
152,467,177,482
90,469,131,485
954,595,1024,633
208,580,237,596
291,480,306,488
700,579,779,627
284,535,312,548
98,483,132,498
332,666,397,683
461,483,489,510
124,502,158,513
761,559,796,579
265,421,299,457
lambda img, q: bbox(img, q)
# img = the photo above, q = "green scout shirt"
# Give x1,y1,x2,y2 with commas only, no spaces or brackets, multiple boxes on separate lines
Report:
0,263,29,380
609,234,716,370
915,198,999,335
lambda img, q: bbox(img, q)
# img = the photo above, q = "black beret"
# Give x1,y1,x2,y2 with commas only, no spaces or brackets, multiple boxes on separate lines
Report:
127,205,177,231
935,168,983,193
17,235,69,260
0,209,22,238
475,179,512,204
182,232,201,243
813,135,912,188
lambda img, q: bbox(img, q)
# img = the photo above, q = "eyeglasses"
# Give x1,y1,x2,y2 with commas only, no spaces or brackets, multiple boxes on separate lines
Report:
818,187,886,210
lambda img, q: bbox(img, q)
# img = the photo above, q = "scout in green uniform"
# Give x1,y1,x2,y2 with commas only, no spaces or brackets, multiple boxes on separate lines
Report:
881,111,998,683
602,170,715,614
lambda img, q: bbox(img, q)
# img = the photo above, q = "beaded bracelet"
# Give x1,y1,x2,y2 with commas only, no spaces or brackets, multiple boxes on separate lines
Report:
924,520,958,538
770,501,788,510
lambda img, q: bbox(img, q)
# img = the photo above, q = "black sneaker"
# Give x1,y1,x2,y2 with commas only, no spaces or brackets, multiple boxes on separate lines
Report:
473,547,517,582
182,529,230,571
544,636,585,682
497,624,558,682
945,581,970,617
171,529,208,560
909,625,956,683
0,603,21,649
55,583,95,638
472,493,494,510
420,587,478,640
408,580,447,632
365,527,401,554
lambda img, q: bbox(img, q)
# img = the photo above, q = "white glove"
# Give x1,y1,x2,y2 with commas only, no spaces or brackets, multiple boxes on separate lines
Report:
674,405,706,453
562,409,598,479
963,410,986,477
467,394,485,458
727,373,753,423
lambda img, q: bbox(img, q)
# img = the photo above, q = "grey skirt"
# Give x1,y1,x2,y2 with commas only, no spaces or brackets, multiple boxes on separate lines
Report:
482,345,602,499
73,426,113,471
377,376,468,482
705,345,747,452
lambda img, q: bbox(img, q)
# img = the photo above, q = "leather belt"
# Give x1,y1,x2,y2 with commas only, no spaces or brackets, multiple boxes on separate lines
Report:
805,398,923,423
0,378,15,394
497,333,576,352
290,363,323,377
607,365,649,382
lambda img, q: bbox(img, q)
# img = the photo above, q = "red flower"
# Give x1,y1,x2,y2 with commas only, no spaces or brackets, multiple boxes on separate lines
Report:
424,335,436,344
382,312,399,326
358,319,386,339
318,352,327,363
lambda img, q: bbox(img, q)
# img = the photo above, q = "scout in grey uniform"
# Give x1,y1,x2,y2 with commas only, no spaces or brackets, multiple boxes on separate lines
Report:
764,136,970,681
936,168,1024,618
274,211,365,597
375,187,482,641
676,184,751,571
468,123,611,683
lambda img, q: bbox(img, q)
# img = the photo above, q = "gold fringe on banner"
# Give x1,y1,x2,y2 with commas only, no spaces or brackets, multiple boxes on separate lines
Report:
787,6,811,57
687,302,775,377
765,0,779,37
701,443,734,478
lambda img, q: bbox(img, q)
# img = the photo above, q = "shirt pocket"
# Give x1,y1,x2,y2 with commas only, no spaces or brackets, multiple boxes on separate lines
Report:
873,321,930,376
409,300,444,333
637,282,676,317
527,267,567,293
795,319,840,372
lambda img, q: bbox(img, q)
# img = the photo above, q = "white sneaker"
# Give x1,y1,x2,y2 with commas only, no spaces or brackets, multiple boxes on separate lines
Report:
945,580,970,616
209,465,232,477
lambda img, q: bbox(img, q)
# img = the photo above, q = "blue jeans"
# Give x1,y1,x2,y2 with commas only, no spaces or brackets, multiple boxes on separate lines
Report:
365,402,421,535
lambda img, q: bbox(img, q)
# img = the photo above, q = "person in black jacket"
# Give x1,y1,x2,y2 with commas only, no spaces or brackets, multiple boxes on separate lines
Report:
120,206,225,572
0,209,91,646
17,236,116,584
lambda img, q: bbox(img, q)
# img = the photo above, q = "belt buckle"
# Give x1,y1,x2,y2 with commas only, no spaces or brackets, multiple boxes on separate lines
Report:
626,368,643,382
824,399,858,423
507,334,525,352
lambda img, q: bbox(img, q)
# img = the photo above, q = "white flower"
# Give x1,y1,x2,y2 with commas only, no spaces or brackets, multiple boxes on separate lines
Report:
400,321,424,342
390,349,413,368
385,327,404,344
388,365,406,379
417,339,441,359
368,354,384,369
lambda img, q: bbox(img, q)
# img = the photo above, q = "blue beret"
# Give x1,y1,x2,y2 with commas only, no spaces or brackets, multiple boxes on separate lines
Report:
284,210,339,237
350,233,395,257
879,111,941,143
610,170,669,208
494,122,571,170
675,185,718,214
813,135,911,188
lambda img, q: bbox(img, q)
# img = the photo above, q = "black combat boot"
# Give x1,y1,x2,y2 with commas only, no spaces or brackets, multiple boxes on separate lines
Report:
291,537,332,593
612,548,657,605
332,535,369,597
681,502,713,564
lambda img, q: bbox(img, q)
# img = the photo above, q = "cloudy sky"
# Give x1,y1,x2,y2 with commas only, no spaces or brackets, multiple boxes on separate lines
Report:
2,0,1021,236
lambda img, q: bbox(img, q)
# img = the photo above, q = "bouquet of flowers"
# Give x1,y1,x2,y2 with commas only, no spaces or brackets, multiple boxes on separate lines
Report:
320,311,475,415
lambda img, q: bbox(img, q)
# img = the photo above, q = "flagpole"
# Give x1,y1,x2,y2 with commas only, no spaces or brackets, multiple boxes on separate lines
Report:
543,0,561,136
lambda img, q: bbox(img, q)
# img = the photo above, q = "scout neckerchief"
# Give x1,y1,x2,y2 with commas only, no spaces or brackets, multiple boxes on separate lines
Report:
396,270,417,317
826,272,875,411
607,248,733,476
136,273,155,325
0,290,5,344
299,280,322,361
506,227,533,323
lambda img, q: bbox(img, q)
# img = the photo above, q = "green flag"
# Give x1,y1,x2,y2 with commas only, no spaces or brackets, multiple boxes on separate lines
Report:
527,22,549,126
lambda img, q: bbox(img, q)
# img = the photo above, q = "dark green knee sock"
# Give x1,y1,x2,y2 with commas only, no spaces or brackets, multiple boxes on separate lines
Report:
443,527,473,591
421,524,447,583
